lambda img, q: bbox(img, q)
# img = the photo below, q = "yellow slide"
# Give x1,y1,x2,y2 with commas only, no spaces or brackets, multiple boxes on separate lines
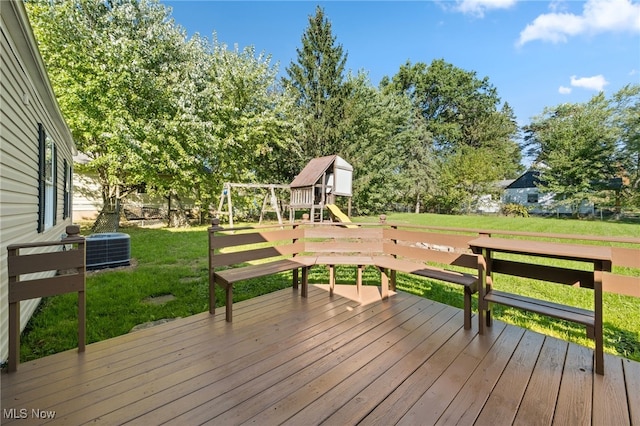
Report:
326,204,358,228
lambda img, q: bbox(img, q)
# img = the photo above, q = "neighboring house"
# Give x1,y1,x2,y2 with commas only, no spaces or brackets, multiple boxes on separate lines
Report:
72,159,173,224
503,170,595,215
0,0,76,362
72,153,101,221
474,179,515,214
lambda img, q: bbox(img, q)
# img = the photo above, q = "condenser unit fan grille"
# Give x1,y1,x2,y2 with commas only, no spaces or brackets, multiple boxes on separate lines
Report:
86,232,131,270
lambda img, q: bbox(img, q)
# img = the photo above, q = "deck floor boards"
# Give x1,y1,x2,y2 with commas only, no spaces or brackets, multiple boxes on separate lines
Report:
2,284,639,425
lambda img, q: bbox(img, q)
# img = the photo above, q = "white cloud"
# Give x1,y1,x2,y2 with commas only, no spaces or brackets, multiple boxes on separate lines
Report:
549,0,569,13
455,0,517,17
570,74,609,91
517,0,640,46
558,86,572,94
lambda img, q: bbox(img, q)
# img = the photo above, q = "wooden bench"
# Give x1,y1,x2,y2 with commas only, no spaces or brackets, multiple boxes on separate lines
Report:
7,225,86,372
209,220,483,330
303,226,384,299
208,220,315,321
375,226,484,330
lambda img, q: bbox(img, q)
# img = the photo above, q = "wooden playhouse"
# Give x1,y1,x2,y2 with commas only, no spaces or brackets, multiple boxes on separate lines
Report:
289,155,353,222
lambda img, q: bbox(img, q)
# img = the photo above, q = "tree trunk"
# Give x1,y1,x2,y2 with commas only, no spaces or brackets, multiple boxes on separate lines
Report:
168,193,190,228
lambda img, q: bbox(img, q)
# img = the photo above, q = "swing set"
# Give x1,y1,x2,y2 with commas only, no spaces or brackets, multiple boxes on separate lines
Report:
215,182,289,227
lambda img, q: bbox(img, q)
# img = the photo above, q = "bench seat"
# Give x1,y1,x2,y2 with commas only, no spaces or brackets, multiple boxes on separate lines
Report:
213,256,316,321
372,256,478,329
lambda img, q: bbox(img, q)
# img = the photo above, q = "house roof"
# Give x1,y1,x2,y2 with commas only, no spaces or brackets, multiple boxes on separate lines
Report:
506,170,540,189
506,170,623,191
495,179,516,189
290,155,338,188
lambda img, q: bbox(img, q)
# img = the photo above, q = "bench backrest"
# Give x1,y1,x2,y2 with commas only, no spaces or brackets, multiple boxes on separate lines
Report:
209,226,304,268
605,247,640,297
302,226,384,256
208,220,639,298
383,227,480,271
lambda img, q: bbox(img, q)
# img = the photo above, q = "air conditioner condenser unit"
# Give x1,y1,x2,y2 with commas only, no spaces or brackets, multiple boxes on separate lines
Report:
86,232,131,270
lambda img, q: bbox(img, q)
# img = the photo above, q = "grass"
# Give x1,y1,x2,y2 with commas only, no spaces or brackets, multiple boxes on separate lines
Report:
19,213,640,363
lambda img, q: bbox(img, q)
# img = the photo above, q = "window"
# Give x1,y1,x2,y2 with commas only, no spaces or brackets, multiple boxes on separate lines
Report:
63,159,72,219
527,192,538,204
38,124,57,232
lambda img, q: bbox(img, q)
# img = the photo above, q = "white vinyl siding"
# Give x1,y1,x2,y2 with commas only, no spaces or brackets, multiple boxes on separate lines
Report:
1,1,76,363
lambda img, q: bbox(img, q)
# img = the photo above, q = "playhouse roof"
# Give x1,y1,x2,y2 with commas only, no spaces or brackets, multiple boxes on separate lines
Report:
290,155,352,188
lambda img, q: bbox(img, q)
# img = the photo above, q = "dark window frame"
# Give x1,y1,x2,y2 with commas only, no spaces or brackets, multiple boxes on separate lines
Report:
37,124,57,233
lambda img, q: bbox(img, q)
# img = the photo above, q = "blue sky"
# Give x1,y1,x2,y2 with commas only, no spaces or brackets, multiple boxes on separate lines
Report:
164,0,640,126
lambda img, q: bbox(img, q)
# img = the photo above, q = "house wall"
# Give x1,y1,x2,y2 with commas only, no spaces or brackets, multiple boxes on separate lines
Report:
72,172,102,221
72,171,178,222
0,1,76,362
503,187,594,215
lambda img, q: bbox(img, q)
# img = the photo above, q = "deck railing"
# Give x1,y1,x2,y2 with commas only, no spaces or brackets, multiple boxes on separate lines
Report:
7,225,86,372
385,222,640,298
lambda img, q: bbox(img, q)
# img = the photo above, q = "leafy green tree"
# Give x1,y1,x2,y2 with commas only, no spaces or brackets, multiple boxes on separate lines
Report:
611,84,640,207
380,59,522,214
28,1,300,226
26,0,195,217
284,6,349,161
205,41,300,186
437,147,503,214
524,93,620,216
382,59,522,180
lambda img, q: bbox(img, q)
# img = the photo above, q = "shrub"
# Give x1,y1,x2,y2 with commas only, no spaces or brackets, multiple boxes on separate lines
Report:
501,203,529,217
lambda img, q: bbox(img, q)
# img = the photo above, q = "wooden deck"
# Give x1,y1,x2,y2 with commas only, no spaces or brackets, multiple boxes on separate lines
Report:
2,285,639,425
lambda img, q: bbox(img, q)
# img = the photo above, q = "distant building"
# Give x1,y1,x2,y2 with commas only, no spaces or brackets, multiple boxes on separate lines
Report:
474,179,515,214
502,170,619,215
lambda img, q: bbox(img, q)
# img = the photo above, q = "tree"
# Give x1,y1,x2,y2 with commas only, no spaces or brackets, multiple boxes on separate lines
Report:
284,6,349,160
28,1,301,226
524,93,620,216
611,84,640,207
383,59,519,161
26,0,196,220
332,72,437,215
381,59,521,213
438,147,503,214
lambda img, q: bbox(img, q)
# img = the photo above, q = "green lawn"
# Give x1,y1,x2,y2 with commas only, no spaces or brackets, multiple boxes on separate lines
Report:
18,213,640,363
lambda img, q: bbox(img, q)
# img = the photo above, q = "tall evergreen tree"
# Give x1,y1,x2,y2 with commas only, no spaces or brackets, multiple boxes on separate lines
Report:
284,6,349,160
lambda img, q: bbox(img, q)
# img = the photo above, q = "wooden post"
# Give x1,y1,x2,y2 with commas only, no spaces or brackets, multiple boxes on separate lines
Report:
208,218,224,315
594,259,611,375
63,225,86,353
292,223,299,289
271,185,283,225
226,186,233,228
8,246,19,373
